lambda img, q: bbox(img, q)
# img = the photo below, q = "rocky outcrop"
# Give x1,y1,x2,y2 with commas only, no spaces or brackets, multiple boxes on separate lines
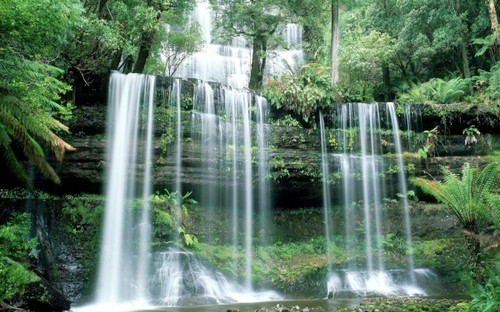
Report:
37,102,499,209
20,279,71,312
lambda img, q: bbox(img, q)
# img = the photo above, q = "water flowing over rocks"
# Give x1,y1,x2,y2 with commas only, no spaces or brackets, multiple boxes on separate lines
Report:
42,87,499,208
4,73,494,309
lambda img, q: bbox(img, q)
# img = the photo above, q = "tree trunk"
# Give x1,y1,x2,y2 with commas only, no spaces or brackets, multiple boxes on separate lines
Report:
466,234,485,285
249,34,265,90
382,65,391,101
456,0,471,80
488,0,500,56
460,42,471,79
133,0,163,74
488,0,498,36
330,0,340,84
132,33,153,74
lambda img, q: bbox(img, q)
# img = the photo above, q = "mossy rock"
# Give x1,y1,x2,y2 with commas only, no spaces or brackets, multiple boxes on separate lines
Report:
21,279,71,312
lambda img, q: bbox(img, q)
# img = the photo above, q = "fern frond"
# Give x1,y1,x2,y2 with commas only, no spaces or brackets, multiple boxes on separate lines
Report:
0,94,75,162
0,122,12,146
0,110,60,184
415,162,500,233
47,129,75,162
0,144,32,188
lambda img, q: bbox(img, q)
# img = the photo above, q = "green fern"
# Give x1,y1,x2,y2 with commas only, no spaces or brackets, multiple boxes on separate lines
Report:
0,124,31,187
398,82,431,104
415,162,499,283
0,53,74,186
415,162,499,232
426,78,467,104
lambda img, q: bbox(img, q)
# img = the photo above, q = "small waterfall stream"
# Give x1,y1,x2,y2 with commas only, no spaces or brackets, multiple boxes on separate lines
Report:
322,103,424,297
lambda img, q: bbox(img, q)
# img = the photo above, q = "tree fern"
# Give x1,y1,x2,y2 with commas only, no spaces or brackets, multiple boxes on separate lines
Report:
414,162,499,283
0,106,65,186
0,124,32,187
427,78,466,104
1,0,80,187
0,50,75,186
415,162,499,232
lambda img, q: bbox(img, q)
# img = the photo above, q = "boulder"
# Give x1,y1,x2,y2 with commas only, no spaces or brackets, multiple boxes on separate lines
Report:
21,280,71,312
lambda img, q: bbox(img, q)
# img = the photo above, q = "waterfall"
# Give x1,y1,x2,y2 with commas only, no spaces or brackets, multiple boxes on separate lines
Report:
174,0,303,88
319,112,334,276
323,103,423,297
86,0,430,308
256,96,271,244
403,104,422,150
142,80,279,306
94,72,155,307
152,249,278,306
387,103,416,284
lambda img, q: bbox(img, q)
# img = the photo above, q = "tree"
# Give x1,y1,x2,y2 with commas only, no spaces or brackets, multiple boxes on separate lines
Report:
212,0,327,90
158,22,202,77
132,0,198,74
212,0,282,90
0,0,80,186
488,0,498,37
414,162,500,283
64,0,196,81
331,0,340,83
487,0,500,59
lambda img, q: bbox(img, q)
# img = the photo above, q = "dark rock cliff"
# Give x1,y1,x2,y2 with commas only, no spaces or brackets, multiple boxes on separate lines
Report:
40,102,498,210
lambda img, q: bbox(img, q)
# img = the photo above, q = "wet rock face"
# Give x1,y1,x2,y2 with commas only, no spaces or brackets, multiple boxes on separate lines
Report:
21,279,71,312
40,105,499,206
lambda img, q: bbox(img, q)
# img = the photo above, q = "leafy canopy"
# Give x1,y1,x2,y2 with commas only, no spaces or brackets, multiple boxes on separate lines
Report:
0,0,80,186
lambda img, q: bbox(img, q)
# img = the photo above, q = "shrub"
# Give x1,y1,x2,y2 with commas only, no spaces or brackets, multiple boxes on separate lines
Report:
0,213,39,301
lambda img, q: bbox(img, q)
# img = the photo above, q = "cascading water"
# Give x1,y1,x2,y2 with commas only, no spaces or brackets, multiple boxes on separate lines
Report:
256,96,271,244
322,103,424,297
403,104,422,150
85,0,433,309
188,83,275,295
387,103,416,285
93,72,155,309
174,0,303,88
84,74,279,311
145,0,292,304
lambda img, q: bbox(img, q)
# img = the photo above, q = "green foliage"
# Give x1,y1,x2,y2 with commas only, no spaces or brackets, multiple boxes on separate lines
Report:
0,0,79,186
62,194,103,237
414,162,499,283
469,62,500,104
0,213,39,301
157,21,203,77
412,238,469,271
212,0,328,89
151,190,198,249
339,10,396,99
415,162,500,232
65,0,197,76
270,115,303,128
264,63,334,125
473,33,499,57
463,125,481,146
428,78,468,104
60,194,103,295
357,0,495,100
398,78,468,104
417,126,439,159
470,257,500,312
